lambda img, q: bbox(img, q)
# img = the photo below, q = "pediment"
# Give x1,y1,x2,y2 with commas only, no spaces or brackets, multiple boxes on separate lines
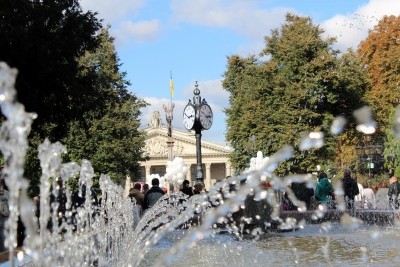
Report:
142,126,231,158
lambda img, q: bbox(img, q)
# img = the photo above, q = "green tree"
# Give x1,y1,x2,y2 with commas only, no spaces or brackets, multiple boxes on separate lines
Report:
63,28,147,185
0,2,147,193
383,108,400,176
223,55,274,171
0,0,101,140
223,14,368,175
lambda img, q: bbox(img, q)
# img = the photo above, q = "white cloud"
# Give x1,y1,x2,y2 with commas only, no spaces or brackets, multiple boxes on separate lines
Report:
80,0,145,22
115,20,162,44
321,0,400,52
171,0,290,40
80,0,162,45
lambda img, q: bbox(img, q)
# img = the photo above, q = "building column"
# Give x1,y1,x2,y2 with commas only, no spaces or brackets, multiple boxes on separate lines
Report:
145,165,151,184
187,164,193,183
225,162,231,177
205,163,211,190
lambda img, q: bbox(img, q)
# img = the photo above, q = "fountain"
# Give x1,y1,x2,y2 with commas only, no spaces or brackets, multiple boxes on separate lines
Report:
0,61,399,266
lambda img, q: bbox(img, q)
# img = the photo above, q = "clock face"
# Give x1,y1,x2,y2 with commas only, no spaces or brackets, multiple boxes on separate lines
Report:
199,104,213,130
183,104,195,130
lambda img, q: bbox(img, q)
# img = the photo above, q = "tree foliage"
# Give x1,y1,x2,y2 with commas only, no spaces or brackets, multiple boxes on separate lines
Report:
223,14,368,176
382,108,400,176
0,1,146,194
357,15,400,179
358,15,400,136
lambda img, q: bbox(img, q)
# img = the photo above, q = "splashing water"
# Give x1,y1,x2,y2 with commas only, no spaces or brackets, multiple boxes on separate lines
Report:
0,62,399,267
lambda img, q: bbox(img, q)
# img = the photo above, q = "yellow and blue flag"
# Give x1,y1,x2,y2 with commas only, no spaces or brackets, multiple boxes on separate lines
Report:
169,71,174,98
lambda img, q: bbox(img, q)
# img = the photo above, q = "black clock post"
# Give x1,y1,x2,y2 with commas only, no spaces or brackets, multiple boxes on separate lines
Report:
183,81,213,184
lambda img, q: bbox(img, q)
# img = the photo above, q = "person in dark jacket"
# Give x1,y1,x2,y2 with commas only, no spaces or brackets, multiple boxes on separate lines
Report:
193,183,204,195
129,183,144,206
143,178,165,210
286,181,315,210
342,169,359,209
180,180,194,197
315,172,335,208
388,176,400,209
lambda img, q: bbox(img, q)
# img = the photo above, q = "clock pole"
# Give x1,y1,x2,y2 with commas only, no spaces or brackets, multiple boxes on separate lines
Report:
183,81,213,185
192,82,204,183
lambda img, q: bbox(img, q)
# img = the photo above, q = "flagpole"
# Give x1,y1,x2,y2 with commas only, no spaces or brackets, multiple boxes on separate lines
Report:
164,71,175,193
170,70,174,104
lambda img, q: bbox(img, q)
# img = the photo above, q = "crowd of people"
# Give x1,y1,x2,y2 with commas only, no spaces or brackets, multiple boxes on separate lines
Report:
128,179,206,212
127,178,207,224
129,171,400,219
283,169,400,211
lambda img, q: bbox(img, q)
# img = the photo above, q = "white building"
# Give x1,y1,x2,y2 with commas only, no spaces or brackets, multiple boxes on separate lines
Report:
137,111,233,190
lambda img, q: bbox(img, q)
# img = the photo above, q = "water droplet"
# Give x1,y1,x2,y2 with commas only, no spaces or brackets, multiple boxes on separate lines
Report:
353,106,377,134
299,132,324,150
331,116,347,135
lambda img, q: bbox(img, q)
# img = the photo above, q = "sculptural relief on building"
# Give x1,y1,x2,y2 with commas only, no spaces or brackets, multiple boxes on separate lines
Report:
144,138,168,156
173,141,184,155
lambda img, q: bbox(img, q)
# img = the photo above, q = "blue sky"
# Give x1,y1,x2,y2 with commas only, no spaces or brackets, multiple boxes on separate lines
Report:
80,0,400,145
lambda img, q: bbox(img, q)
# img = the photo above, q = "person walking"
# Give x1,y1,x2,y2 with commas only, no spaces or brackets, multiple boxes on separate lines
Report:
129,183,144,216
354,178,364,209
143,183,150,194
193,183,205,195
180,180,194,197
129,183,144,206
388,176,400,209
288,181,314,210
143,178,165,211
375,181,389,209
315,172,335,209
363,184,376,209
342,169,359,210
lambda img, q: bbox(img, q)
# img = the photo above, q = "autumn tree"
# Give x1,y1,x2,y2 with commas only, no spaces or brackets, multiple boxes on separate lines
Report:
357,15,400,178
358,15,400,136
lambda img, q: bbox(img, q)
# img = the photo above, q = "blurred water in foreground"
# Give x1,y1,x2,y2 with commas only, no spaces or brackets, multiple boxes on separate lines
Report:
142,223,400,267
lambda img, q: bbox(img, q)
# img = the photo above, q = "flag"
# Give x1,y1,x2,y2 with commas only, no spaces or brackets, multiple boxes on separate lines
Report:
169,71,174,98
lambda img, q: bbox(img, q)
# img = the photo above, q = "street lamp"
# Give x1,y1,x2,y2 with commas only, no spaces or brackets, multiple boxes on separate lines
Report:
356,135,383,178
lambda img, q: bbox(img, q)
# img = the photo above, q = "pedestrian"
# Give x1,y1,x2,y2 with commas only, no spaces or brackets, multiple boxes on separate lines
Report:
129,183,144,227
180,180,194,197
375,181,389,209
354,177,364,209
388,176,400,209
143,178,165,210
342,169,359,209
129,183,144,206
363,184,376,209
287,181,314,210
143,183,150,194
0,179,9,252
193,183,204,195
315,172,335,209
